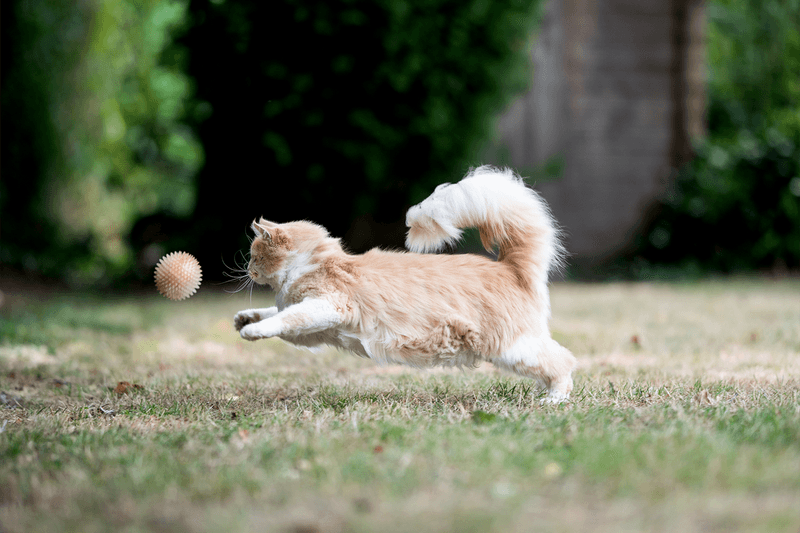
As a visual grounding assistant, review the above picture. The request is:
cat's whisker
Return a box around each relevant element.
[218,279,245,290]
[221,271,249,281]
[220,251,256,294]
[224,276,253,294]
[235,248,251,268]
[220,271,253,295]
[222,254,249,275]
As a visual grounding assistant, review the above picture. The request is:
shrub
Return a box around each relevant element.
[1,0,201,285]
[636,0,800,273]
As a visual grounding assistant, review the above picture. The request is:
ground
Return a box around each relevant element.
[1,279,799,532]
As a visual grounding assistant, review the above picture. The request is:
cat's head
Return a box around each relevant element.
[247,218,332,289]
[247,218,291,287]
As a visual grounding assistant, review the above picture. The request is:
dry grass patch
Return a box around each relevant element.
[1,280,799,532]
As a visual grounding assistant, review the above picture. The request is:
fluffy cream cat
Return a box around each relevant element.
[234,166,576,402]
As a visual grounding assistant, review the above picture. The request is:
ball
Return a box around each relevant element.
[154,251,202,301]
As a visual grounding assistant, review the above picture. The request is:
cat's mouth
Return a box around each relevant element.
[249,271,272,288]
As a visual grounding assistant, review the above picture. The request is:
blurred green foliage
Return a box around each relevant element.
[638,0,800,273]
[3,0,545,283]
[2,0,202,285]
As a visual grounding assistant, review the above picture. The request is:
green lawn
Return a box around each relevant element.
[1,280,799,532]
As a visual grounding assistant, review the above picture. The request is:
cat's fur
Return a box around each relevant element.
[234,166,576,402]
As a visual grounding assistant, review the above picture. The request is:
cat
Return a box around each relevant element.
[234,166,576,403]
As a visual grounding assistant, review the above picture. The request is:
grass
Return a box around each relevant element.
[1,279,799,532]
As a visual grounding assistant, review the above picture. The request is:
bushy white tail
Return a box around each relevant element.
[405,166,563,286]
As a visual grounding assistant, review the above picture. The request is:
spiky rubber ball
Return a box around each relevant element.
[154,252,202,301]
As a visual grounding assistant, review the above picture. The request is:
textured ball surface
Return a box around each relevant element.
[154,252,202,301]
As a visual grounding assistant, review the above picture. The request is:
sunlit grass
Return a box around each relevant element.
[1,280,799,532]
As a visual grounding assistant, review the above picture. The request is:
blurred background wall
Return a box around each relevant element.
[2,0,798,286]
[491,0,707,264]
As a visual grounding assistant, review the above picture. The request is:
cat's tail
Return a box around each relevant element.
[405,165,564,289]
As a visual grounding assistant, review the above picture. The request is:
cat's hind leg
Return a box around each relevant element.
[491,336,576,404]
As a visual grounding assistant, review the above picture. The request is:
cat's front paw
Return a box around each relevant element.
[239,324,261,341]
[234,310,261,331]
[235,308,279,331]
[239,320,281,341]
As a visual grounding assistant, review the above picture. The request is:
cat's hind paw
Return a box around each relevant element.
[539,391,570,405]
[539,377,573,405]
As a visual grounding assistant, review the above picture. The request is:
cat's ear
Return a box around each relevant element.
[251,219,274,243]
